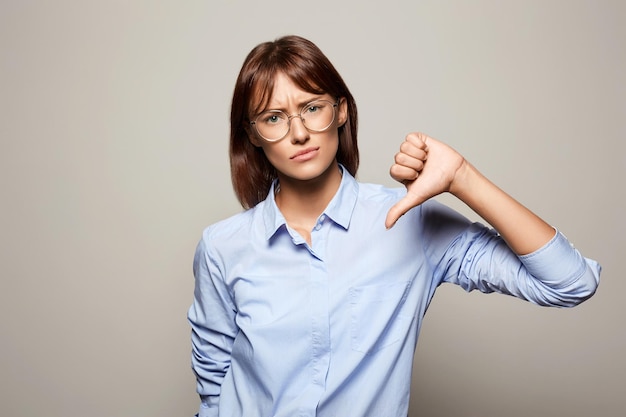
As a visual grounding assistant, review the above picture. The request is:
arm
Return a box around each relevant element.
[188,235,238,417]
[386,132,600,305]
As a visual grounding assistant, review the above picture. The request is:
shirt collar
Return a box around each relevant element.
[262,165,359,241]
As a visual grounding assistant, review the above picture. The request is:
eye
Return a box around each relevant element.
[304,102,324,114]
[259,112,285,125]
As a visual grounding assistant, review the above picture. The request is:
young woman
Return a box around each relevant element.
[188,35,600,417]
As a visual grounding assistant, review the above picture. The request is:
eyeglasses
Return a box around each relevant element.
[250,98,339,142]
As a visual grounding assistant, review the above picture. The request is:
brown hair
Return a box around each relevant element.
[229,35,359,209]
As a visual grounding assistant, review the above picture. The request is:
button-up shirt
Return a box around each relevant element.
[188,168,600,417]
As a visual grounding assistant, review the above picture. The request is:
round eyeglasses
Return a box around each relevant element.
[250,99,339,142]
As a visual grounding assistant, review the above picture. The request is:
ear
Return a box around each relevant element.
[337,97,348,127]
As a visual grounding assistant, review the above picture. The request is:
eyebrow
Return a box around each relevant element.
[262,95,326,113]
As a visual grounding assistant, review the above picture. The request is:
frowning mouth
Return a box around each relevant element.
[290,147,320,161]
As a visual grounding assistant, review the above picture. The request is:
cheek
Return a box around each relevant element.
[258,143,286,166]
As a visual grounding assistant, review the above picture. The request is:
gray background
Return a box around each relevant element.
[1,1,624,416]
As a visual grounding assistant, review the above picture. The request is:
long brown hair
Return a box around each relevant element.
[229,35,359,209]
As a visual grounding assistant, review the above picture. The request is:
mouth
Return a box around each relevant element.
[290,146,320,161]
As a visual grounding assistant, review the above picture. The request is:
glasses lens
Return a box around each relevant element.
[253,99,337,141]
[300,100,335,132]
[255,111,289,141]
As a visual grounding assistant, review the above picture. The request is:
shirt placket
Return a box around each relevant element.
[305,214,331,414]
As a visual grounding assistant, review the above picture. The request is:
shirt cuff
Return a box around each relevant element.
[198,399,218,417]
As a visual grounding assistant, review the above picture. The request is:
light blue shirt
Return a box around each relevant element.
[188,168,600,417]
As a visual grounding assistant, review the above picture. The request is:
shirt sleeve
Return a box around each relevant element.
[188,231,239,417]
[420,200,601,307]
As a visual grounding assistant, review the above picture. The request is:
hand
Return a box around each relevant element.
[385,132,466,229]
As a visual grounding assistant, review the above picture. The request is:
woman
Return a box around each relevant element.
[188,35,600,417]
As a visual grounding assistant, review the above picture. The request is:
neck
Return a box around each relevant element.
[275,162,342,229]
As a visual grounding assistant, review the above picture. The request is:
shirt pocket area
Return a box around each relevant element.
[349,280,412,354]
[232,273,309,328]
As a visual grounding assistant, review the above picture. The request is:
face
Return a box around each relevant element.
[248,72,347,185]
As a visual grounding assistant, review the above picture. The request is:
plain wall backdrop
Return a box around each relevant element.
[1,1,624,416]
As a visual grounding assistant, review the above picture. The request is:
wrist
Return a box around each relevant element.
[448,159,475,200]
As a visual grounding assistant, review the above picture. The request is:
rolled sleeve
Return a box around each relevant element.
[518,229,601,306]
[439,223,600,308]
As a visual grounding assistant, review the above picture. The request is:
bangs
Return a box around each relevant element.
[247,62,326,118]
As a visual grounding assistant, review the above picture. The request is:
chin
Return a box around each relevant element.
[281,160,339,183]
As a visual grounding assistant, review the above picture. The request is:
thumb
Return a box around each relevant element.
[385,192,424,229]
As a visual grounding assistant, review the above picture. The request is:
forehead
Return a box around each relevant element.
[249,72,325,114]
[266,73,315,104]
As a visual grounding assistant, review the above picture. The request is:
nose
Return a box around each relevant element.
[288,115,309,143]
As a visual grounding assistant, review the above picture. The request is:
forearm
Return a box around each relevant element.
[450,160,555,255]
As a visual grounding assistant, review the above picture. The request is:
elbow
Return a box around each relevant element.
[567,280,598,307]
[559,261,601,307]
